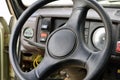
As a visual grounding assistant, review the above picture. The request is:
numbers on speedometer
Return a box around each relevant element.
[23,27,34,39]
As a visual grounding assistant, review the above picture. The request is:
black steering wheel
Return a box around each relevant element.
[9,0,113,80]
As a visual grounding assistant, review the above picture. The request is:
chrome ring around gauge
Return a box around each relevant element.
[92,27,106,50]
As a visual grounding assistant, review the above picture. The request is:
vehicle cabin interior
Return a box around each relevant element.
[1,0,120,80]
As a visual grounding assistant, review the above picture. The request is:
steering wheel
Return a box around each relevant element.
[9,0,113,80]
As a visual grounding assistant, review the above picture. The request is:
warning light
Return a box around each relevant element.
[116,41,120,53]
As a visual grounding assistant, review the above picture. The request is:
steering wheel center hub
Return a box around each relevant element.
[48,29,76,58]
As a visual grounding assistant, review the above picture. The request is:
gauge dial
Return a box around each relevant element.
[92,27,106,50]
[23,27,34,38]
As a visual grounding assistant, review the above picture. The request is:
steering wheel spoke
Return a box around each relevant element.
[84,51,107,80]
[21,54,59,80]
[34,55,59,79]
[70,43,91,64]
[65,7,88,31]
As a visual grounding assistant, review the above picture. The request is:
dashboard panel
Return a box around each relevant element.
[21,7,120,55]
[19,7,120,79]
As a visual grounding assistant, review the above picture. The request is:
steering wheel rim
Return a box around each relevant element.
[9,0,113,80]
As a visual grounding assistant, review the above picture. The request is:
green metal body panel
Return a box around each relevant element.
[0,17,10,80]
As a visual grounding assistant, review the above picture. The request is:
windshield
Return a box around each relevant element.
[21,0,120,7]
[97,0,120,7]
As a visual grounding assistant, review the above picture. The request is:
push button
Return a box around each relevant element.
[41,18,51,30]
[40,32,48,38]
[41,24,48,30]
[40,32,48,42]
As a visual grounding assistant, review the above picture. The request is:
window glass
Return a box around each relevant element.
[21,0,120,7]
[21,0,38,6]
[21,0,73,7]
[0,0,11,24]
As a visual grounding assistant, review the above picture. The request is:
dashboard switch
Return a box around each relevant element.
[40,32,48,42]
[40,38,47,42]
[116,41,120,53]
[40,32,48,37]
[41,24,48,30]
[41,18,51,30]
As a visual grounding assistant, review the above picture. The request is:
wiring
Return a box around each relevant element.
[33,55,43,68]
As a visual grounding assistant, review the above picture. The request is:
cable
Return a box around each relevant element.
[33,55,43,68]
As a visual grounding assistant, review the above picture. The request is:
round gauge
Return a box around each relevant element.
[92,27,106,50]
[23,27,34,38]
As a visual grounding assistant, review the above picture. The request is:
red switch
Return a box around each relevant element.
[40,32,48,38]
[116,41,120,53]
[40,32,48,42]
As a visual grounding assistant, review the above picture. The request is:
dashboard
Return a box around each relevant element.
[20,7,120,79]
[21,7,119,53]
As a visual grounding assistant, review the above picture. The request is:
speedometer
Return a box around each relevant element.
[92,27,106,50]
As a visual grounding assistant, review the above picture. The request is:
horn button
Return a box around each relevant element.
[48,29,76,58]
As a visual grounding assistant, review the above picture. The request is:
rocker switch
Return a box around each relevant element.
[41,18,51,30]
